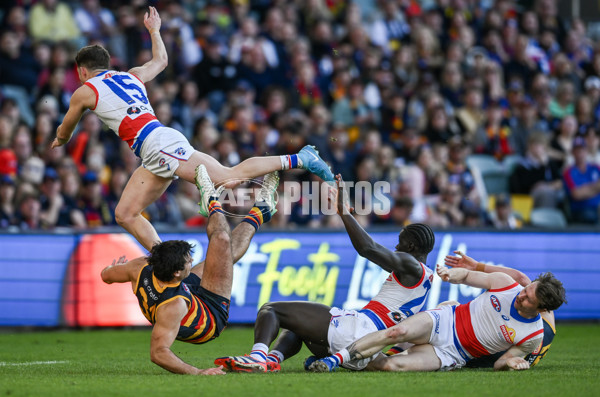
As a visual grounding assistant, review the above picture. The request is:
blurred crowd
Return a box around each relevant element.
[1,0,600,233]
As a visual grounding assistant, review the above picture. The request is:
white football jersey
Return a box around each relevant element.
[454,282,543,359]
[84,70,159,150]
[360,262,434,329]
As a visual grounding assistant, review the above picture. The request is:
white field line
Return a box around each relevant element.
[0,360,69,366]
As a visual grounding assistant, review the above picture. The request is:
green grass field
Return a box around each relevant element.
[1,324,599,397]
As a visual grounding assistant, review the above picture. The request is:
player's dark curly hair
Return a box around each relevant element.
[147,240,194,282]
[534,272,567,311]
[75,44,110,71]
[402,223,435,255]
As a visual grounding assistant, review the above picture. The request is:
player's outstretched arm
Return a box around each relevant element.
[437,264,515,290]
[128,6,168,83]
[330,175,421,278]
[151,301,225,375]
[444,251,531,287]
[493,345,531,371]
[101,256,146,284]
[52,85,96,148]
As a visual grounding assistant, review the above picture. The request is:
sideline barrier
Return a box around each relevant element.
[0,230,596,326]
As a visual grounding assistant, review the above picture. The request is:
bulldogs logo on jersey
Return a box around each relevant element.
[490,295,501,312]
[500,325,516,343]
[127,106,142,115]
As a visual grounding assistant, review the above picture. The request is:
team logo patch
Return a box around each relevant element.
[389,312,403,323]
[500,325,516,343]
[182,283,190,294]
[159,158,166,167]
[127,106,141,115]
[174,147,187,156]
[143,278,149,286]
[490,295,501,312]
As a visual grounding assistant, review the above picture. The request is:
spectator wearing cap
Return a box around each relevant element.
[39,167,63,228]
[15,192,42,230]
[192,32,237,113]
[488,193,522,230]
[78,171,112,227]
[509,132,563,208]
[0,174,17,228]
[563,135,600,224]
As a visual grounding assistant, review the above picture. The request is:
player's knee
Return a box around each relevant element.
[386,324,408,342]
[210,230,231,247]
[114,205,135,226]
[381,357,409,372]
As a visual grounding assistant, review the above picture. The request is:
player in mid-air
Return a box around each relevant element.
[100,167,279,374]
[51,6,333,251]
[214,174,436,372]
[309,262,566,372]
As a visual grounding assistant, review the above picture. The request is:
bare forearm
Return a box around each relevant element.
[149,30,168,66]
[477,263,530,286]
[56,124,73,143]
[340,213,376,255]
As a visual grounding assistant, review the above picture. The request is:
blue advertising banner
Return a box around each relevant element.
[0,230,597,326]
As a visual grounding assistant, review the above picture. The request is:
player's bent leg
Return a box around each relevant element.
[176,151,283,187]
[200,214,233,299]
[115,166,172,251]
[368,344,441,372]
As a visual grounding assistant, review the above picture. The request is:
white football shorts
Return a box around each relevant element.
[425,304,468,371]
[327,307,381,370]
[139,126,194,179]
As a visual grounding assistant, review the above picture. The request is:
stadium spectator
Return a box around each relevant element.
[0,174,16,228]
[563,136,600,224]
[488,193,523,229]
[0,0,598,230]
[28,0,81,44]
[510,133,563,208]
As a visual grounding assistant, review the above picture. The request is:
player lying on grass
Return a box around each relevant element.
[100,167,279,375]
[309,262,566,372]
[52,6,333,252]
[443,251,556,368]
[214,174,436,372]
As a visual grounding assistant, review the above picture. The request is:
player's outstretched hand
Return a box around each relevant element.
[199,366,226,375]
[506,356,530,371]
[436,264,451,282]
[444,250,477,270]
[334,174,354,215]
[111,255,127,266]
[144,6,161,32]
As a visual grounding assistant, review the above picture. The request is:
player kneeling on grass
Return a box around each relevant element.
[309,262,566,372]
[100,166,279,375]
